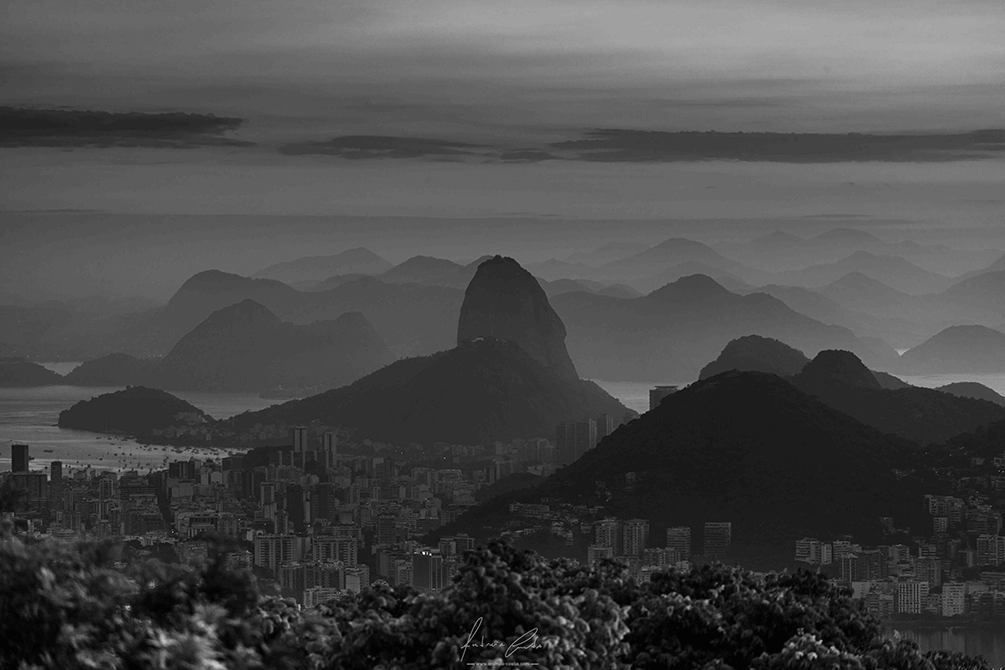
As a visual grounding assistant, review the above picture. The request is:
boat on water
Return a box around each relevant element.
[43,449,53,453]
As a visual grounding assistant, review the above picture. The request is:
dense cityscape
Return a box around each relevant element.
[10,383,1005,628]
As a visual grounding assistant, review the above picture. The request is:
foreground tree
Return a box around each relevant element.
[0,524,990,670]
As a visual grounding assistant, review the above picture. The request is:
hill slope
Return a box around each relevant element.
[552,274,883,380]
[791,350,1005,444]
[439,371,928,554]
[0,358,64,387]
[58,386,210,433]
[698,335,810,380]
[899,325,1005,373]
[157,300,394,392]
[226,336,627,444]
[252,248,392,283]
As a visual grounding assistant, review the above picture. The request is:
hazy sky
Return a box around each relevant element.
[3,0,1005,299]
[6,0,1005,136]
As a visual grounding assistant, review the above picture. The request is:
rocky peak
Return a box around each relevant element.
[457,255,579,380]
[794,349,882,391]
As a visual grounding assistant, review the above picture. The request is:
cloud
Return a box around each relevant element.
[548,129,1005,163]
[278,135,485,159]
[0,106,253,148]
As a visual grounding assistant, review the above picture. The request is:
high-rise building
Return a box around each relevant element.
[293,426,308,453]
[555,422,576,466]
[377,513,397,546]
[596,414,616,441]
[574,419,598,461]
[666,527,692,560]
[897,581,930,614]
[303,587,342,609]
[253,534,307,570]
[344,565,370,594]
[49,461,63,509]
[595,518,622,555]
[942,582,966,617]
[287,483,307,533]
[11,444,29,473]
[555,420,599,466]
[648,386,679,411]
[622,518,650,558]
[412,548,445,592]
[314,536,358,566]
[322,432,338,469]
[703,522,731,561]
[588,544,614,567]
[8,472,47,508]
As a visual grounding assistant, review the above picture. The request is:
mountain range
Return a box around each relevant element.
[551,274,891,380]
[430,370,931,557]
[252,248,393,283]
[695,335,1005,444]
[223,256,630,444]
[63,301,394,393]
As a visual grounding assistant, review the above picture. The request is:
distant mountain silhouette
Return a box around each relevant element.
[899,325,1005,373]
[810,228,883,246]
[522,257,599,281]
[597,237,765,284]
[157,300,394,392]
[940,270,1005,317]
[64,353,159,386]
[458,255,580,381]
[225,257,628,443]
[773,251,951,295]
[303,273,369,291]
[740,283,913,357]
[541,278,595,297]
[630,261,750,294]
[698,335,809,380]
[596,284,642,299]
[816,272,912,312]
[58,386,210,433]
[794,349,883,391]
[698,337,908,389]
[936,382,1005,407]
[564,241,650,266]
[227,336,626,445]
[380,255,480,288]
[0,358,64,387]
[750,230,804,246]
[792,350,1005,444]
[165,270,300,334]
[942,251,1005,285]
[872,370,914,390]
[138,271,463,359]
[252,248,392,283]
[713,227,998,280]
[436,370,929,555]
[551,274,884,380]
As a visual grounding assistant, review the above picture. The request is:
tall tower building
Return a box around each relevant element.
[412,548,445,592]
[622,518,650,558]
[596,414,616,441]
[11,444,29,473]
[648,386,679,411]
[49,461,63,509]
[704,522,732,561]
[555,422,576,466]
[574,419,598,461]
[291,427,305,454]
[322,431,337,469]
[666,526,692,560]
[595,517,623,555]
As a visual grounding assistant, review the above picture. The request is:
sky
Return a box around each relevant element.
[2,0,1005,299]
